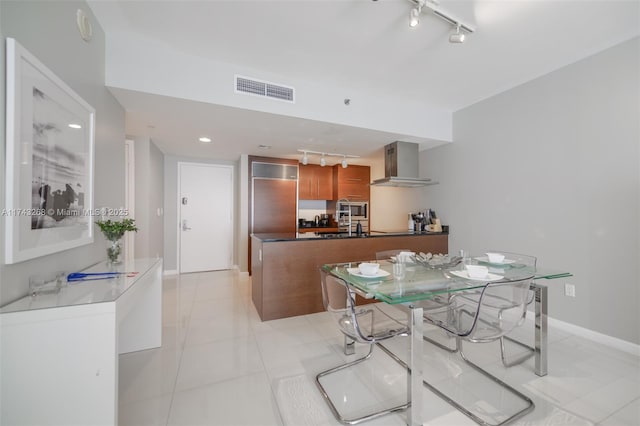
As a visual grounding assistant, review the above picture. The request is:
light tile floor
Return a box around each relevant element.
[119,270,640,426]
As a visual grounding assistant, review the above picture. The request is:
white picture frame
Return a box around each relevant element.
[4,38,95,264]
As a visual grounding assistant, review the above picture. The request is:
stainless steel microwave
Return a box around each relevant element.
[336,201,368,221]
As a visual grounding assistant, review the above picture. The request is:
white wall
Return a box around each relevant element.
[420,38,640,344]
[0,1,126,306]
[103,32,452,143]
[238,155,249,272]
[133,136,164,259]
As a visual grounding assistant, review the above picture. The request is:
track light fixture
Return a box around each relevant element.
[406,0,475,40]
[449,24,465,43]
[409,5,421,28]
[297,149,359,168]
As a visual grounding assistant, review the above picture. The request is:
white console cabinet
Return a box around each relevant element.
[0,258,162,426]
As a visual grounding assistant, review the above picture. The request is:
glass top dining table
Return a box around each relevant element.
[321,258,571,426]
[322,259,567,304]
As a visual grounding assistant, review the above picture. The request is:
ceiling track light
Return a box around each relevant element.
[297,149,359,167]
[449,24,465,43]
[406,0,475,38]
[409,6,421,28]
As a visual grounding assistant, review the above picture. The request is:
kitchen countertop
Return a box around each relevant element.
[252,230,448,242]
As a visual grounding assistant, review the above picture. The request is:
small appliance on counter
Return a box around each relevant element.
[410,209,443,232]
[298,214,334,229]
[298,218,316,228]
[411,211,427,232]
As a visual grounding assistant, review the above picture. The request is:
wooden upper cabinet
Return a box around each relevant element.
[298,164,314,199]
[315,166,334,199]
[333,165,370,201]
[298,164,334,200]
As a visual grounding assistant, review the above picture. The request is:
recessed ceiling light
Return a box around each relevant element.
[199,137,212,143]
[68,123,82,129]
[259,144,272,149]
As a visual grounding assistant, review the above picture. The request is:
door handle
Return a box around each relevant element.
[182,220,192,231]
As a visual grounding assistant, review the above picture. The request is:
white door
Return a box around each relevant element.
[179,163,233,273]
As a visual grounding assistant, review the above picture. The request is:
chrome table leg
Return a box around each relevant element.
[408,306,424,426]
[501,282,548,376]
[534,283,548,376]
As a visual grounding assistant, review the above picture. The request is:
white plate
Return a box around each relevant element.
[474,256,516,265]
[347,268,391,279]
[449,270,503,281]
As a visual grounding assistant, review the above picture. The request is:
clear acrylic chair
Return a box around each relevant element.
[424,252,539,362]
[422,271,536,426]
[375,249,411,261]
[315,269,410,425]
[482,252,538,368]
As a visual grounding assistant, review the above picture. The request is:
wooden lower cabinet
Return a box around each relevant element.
[251,234,448,321]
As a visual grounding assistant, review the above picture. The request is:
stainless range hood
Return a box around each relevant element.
[370,141,437,187]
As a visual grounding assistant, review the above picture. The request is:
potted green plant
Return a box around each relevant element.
[95,218,138,264]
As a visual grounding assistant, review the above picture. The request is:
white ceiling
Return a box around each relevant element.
[88,0,640,162]
[112,87,427,165]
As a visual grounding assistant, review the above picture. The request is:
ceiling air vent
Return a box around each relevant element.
[235,75,295,103]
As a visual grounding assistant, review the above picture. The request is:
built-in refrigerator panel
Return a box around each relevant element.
[252,178,297,234]
[249,160,299,275]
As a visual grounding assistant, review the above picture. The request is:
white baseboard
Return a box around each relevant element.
[526,311,640,356]
[231,264,249,277]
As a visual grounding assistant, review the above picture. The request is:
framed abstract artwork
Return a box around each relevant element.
[4,38,95,264]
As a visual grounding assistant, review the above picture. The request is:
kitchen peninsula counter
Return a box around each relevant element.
[256,230,448,241]
[251,232,448,320]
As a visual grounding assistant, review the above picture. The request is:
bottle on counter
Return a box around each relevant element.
[356,220,362,236]
[407,214,414,232]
